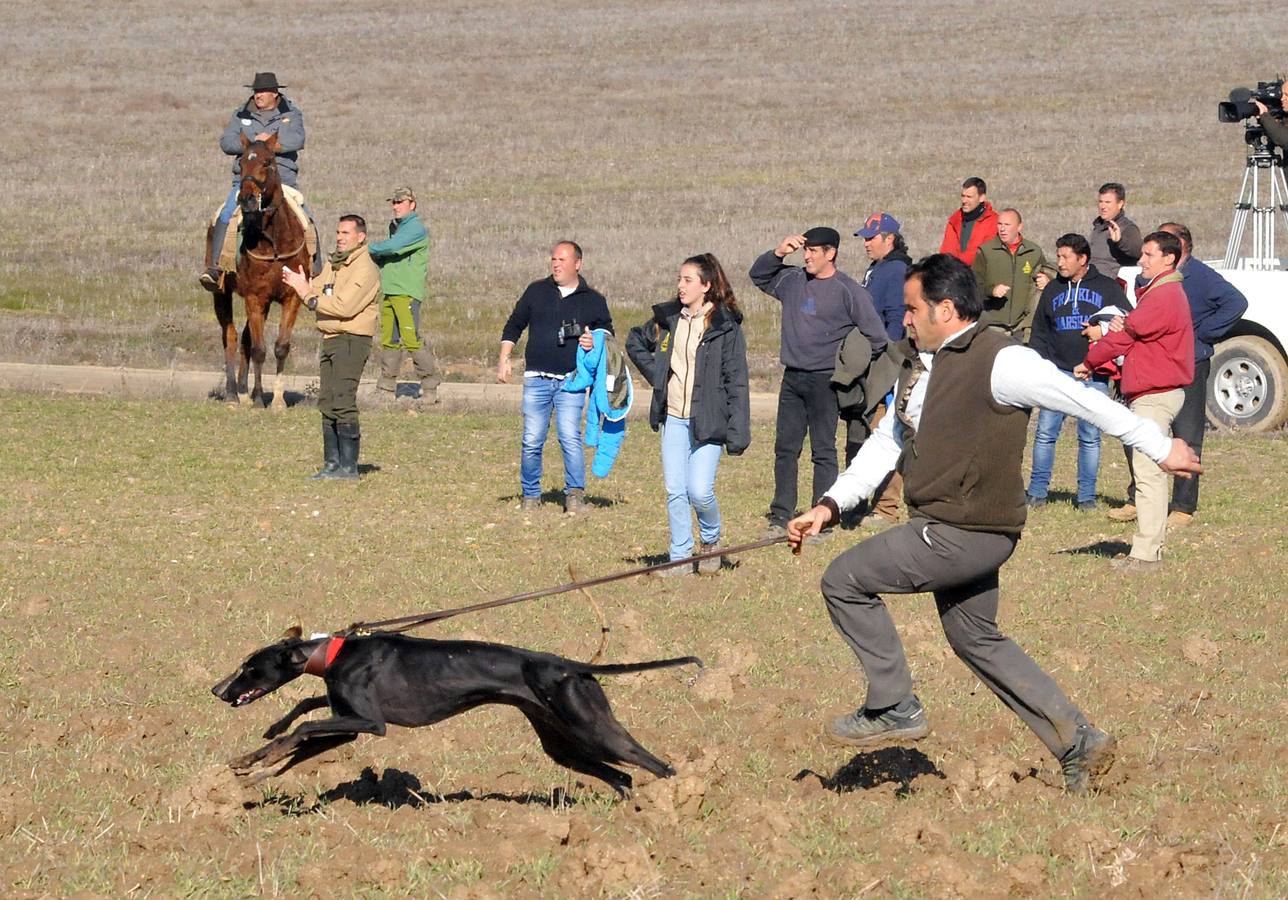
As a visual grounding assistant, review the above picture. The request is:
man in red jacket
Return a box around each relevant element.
[939,177,998,265]
[1076,231,1194,570]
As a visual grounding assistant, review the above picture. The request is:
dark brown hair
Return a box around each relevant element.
[680,253,741,323]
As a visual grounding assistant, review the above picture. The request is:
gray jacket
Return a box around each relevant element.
[1088,211,1142,278]
[220,95,305,186]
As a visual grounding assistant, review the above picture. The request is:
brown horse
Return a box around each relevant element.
[211,134,310,409]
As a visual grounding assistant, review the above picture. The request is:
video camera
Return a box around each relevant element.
[1218,79,1284,123]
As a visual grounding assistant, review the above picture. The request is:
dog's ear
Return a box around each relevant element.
[282,625,302,640]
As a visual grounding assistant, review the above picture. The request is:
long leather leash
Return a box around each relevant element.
[347,534,790,636]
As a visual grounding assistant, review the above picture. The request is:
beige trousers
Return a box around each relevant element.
[1128,389,1184,561]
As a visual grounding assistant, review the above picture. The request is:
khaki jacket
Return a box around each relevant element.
[308,243,380,338]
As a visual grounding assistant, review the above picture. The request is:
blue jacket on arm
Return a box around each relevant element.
[561,330,633,478]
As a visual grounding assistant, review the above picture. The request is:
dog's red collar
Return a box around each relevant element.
[304,635,346,678]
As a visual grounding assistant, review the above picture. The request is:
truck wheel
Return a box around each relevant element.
[1207,335,1288,433]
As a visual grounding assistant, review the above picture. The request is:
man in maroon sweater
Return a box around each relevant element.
[1076,231,1194,569]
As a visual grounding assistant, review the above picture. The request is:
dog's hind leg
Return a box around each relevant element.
[262,695,330,739]
[518,707,634,797]
[542,672,677,780]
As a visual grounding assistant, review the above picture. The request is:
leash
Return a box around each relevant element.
[347,534,790,636]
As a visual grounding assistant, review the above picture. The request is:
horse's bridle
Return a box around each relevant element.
[238,152,306,263]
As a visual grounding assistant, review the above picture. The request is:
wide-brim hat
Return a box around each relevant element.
[246,72,286,93]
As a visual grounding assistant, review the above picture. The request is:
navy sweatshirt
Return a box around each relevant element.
[1177,257,1248,362]
[1028,265,1130,372]
[862,249,911,340]
[500,276,613,375]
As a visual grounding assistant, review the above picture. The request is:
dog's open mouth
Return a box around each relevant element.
[232,688,266,707]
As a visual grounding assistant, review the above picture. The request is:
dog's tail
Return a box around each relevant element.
[580,655,702,675]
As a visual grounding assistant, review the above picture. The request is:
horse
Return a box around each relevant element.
[211,134,310,409]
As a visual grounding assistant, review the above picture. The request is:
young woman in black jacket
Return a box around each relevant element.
[626,254,751,576]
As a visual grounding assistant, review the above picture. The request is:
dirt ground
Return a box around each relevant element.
[1,393,1284,897]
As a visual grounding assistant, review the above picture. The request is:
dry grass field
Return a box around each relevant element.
[1,393,1286,897]
[4,1,1288,897]
[0,0,1282,381]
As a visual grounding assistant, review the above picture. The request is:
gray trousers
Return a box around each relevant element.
[820,518,1086,757]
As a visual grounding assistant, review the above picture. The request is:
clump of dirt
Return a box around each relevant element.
[689,639,759,702]
[164,763,253,818]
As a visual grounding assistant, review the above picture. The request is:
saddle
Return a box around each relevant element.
[208,185,319,275]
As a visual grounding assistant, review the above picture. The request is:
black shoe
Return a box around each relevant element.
[1026,495,1047,508]
[309,421,340,479]
[198,267,222,292]
[1076,500,1097,512]
[331,422,361,480]
[1060,724,1116,794]
[825,696,930,748]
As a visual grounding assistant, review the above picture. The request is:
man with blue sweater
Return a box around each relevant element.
[1026,234,1131,509]
[498,241,613,514]
[856,212,910,341]
[750,227,887,535]
[1158,222,1247,524]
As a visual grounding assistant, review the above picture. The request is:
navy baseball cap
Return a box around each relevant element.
[855,212,901,239]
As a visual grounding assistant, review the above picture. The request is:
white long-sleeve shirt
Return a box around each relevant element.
[823,324,1173,512]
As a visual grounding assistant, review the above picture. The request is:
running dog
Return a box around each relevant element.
[211,628,699,795]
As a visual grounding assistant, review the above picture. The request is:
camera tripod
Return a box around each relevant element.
[1223,135,1288,269]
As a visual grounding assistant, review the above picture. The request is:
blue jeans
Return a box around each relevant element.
[660,416,723,561]
[1027,375,1108,504]
[521,376,586,498]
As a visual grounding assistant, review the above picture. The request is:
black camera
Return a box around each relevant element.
[1218,79,1284,123]
[555,320,582,347]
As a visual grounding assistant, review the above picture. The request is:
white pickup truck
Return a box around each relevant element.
[1118,264,1288,433]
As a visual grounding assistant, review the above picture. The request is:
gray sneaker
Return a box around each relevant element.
[654,559,693,578]
[825,696,930,748]
[564,488,586,514]
[764,523,788,539]
[1060,724,1116,794]
[520,496,541,511]
[803,528,833,546]
[697,542,722,575]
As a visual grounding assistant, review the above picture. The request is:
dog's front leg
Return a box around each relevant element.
[231,715,386,774]
[262,695,329,739]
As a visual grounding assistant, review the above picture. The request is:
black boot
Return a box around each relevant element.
[334,422,361,479]
[309,421,340,479]
[200,218,232,291]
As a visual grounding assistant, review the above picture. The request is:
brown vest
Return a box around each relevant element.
[898,326,1030,533]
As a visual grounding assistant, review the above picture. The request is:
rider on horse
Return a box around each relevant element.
[200,72,310,291]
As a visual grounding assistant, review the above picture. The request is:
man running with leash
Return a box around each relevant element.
[788,253,1201,794]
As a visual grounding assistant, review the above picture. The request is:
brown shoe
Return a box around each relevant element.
[520,496,540,512]
[564,488,586,514]
[1107,503,1137,522]
[1167,510,1194,528]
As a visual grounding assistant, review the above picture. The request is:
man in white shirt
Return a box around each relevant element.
[788,253,1201,793]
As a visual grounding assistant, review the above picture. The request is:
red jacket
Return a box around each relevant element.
[1084,271,1194,402]
[939,202,998,264]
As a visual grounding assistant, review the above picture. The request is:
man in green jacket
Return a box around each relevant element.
[972,207,1050,341]
[369,187,440,402]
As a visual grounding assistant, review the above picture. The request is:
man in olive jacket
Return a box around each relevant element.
[971,207,1049,340]
[283,215,380,479]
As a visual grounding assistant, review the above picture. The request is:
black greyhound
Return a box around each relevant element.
[211,628,700,795]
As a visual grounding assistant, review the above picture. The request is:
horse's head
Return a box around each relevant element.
[237,133,282,222]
